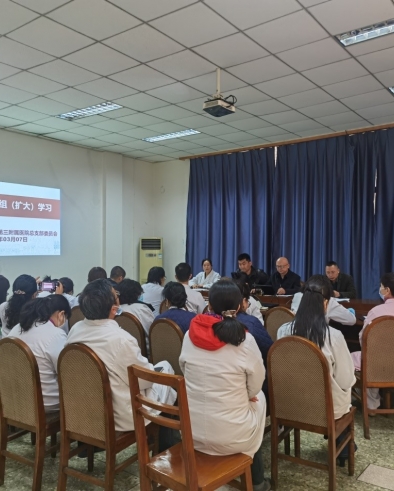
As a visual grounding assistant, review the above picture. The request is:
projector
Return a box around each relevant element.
[203,97,235,117]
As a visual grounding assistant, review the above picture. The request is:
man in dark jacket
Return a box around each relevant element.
[267,257,301,295]
[325,261,357,299]
[232,253,268,291]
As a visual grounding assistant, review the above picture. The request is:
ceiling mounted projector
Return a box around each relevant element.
[203,68,237,117]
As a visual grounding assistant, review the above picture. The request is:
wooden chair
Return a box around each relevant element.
[265,306,294,341]
[68,306,84,330]
[0,338,59,491]
[159,299,169,314]
[57,343,157,491]
[116,312,148,357]
[128,364,253,491]
[352,315,394,439]
[149,319,184,375]
[268,337,356,491]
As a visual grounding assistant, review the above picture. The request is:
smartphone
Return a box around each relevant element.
[154,366,164,373]
[38,281,57,292]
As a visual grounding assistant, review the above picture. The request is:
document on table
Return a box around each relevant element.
[336,298,350,302]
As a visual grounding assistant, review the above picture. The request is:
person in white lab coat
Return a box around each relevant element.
[67,279,176,435]
[142,267,166,317]
[175,263,206,314]
[8,294,71,412]
[180,280,270,491]
[291,291,356,325]
[189,258,221,289]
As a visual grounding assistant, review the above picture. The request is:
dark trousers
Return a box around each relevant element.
[251,439,265,485]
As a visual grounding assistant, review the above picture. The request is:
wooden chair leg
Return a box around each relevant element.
[362,386,370,439]
[87,445,94,472]
[31,432,36,446]
[384,390,391,417]
[240,466,253,491]
[32,435,45,491]
[57,433,70,491]
[327,434,337,491]
[50,432,57,458]
[104,450,116,491]
[284,431,290,456]
[294,428,301,458]
[0,420,7,485]
[271,422,279,490]
[348,420,355,477]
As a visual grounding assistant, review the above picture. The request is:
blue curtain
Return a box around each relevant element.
[186,148,275,278]
[272,137,354,283]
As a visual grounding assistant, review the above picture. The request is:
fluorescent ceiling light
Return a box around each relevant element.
[143,129,200,142]
[337,18,394,46]
[57,102,123,120]
[389,87,394,94]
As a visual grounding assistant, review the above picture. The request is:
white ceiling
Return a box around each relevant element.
[0,0,394,162]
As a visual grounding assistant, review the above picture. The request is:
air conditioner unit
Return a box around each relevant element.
[139,238,163,285]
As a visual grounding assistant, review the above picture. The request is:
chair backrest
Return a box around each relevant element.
[68,306,85,330]
[268,337,333,431]
[58,343,115,446]
[159,299,169,314]
[116,312,147,357]
[0,338,44,429]
[362,316,394,385]
[265,307,295,341]
[128,365,198,489]
[149,319,184,375]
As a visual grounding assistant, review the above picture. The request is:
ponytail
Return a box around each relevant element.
[19,298,53,332]
[5,274,37,330]
[213,311,246,346]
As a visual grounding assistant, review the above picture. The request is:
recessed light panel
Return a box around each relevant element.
[337,19,394,46]
[143,129,200,142]
[57,102,123,120]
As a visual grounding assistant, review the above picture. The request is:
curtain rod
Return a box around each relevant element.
[179,121,394,161]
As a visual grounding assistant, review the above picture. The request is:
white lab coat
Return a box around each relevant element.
[277,323,356,419]
[0,301,9,337]
[120,303,155,339]
[183,284,206,314]
[67,318,176,431]
[189,270,221,288]
[179,332,266,457]
[8,320,67,411]
[246,296,264,325]
[141,283,163,317]
[291,293,356,325]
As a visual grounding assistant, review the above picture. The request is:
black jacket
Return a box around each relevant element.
[267,270,301,295]
[330,273,357,299]
[232,266,269,290]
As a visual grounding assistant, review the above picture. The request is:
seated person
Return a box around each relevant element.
[156,282,196,334]
[0,274,38,338]
[108,266,126,287]
[180,280,270,491]
[175,263,206,314]
[142,266,166,317]
[8,294,71,412]
[118,278,155,340]
[67,279,176,432]
[351,272,394,410]
[232,253,268,291]
[59,277,79,309]
[0,275,10,304]
[277,275,356,463]
[325,261,357,299]
[291,285,356,325]
[267,257,301,295]
[189,258,220,289]
[88,266,107,283]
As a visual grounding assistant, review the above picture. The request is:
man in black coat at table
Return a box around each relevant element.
[325,261,357,299]
[232,253,269,291]
[267,257,301,295]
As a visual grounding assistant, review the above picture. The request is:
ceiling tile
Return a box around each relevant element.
[0,115,26,127]
[173,114,220,128]
[32,116,82,131]
[297,0,328,6]
[148,51,216,80]
[205,0,301,30]
[239,138,270,147]
[176,98,205,113]
[369,115,394,125]
[102,107,136,119]
[347,32,394,57]
[217,131,253,142]
[227,56,294,84]
[122,140,158,150]
[0,0,38,34]
[146,145,185,155]
[299,101,350,118]
[104,144,141,154]
[9,18,94,57]
[278,38,350,71]
[279,88,333,109]
[123,149,158,158]
[18,97,76,116]
[0,106,47,122]
[118,113,165,126]
[68,126,111,138]
[64,44,139,76]
[145,106,196,121]
[12,0,70,14]
[224,86,271,105]
[142,155,172,162]
[0,38,54,69]
[0,84,36,104]
[302,59,368,86]
[239,99,289,116]
[164,140,205,150]
[147,83,205,104]
[316,111,366,126]
[151,3,236,47]
[261,110,309,124]
[119,127,160,139]
[356,102,394,119]
[248,126,290,138]
[280,120,326,132]
[225,117,272,131]
[309,0,394,35]
[76,78,137,99]
[76,115,108,125]
[246,10,327,54]
[211,108,253,122]
[91,119,135,132]
[110,65,175,91]
[0,63,20,81]
[114,93,169,111]
[184,71,245,95]
[198,123,236,135]
[329,121,370,131]
[376,68,394,88]
[323,75,383,98]
[75,138,110,148]
[255,73,316,98]
[46,131,87,142]
[341,89,394,110]
[0,102,10,110]
[47,88,105,107]
[295,128,329,137]
[193,33,268,68]
[143,122,189,134]
[104,24,183,62]
[178,135,223,147]
[2,72,65,95]
[29,60,100,86]
[358,47,394,73]
[13,122,56,134]
[96,133,134,145]
[264,132,297,142]
[208,142,239,151]
[109,0,197,20]
[48,0,141,40]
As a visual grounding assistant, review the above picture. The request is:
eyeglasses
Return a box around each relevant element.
[276,264,289,269]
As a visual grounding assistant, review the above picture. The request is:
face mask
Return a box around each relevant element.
[138,294,144,302]
[379,292,386,301]
[116,307,122,316]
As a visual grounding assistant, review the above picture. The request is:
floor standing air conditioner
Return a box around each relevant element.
[139,238,163,285]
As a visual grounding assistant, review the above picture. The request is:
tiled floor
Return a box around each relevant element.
[2,409,394,490]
